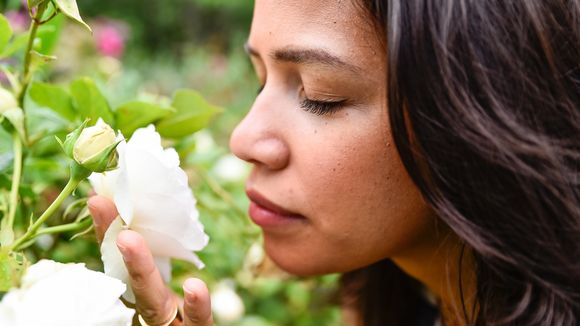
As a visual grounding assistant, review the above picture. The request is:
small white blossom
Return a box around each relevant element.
[0,259,134,326]
[193,130,216,154]
[211,280,245,323]
[212,154,249,182]
[89,125,209,302]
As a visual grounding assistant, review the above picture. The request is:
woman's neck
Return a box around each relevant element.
[392,223,477,325]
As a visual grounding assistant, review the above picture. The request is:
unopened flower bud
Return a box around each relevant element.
[72,119,119,172]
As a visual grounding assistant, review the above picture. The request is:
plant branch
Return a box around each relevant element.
[5,132,23,239]
[17,1,48,107]
[35,218,92,237]
[10,177,80,250]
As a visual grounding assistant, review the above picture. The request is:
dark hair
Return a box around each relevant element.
[343,0,580,325]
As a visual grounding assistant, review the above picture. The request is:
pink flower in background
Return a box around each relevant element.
[5,10,29,33]
[95,24,126,58]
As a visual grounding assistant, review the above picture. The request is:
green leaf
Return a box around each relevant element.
[0,26,56,58]
[156,90,222,139]
[24,157,67,185]
[28,50,57,76]
[115,101,175,137]
[0,33,28,58]
[70,78,114,126]
[2,108,27,143]
[70,222,93,240]
[0,14,13,54]
[29,82,76,121]
[53,0,92,33]
[59,118,88,157]
[30,50,57,63]
[28,0,48,8]
[63,197,87,221]
[0,251,28,291]
[37,15,64,55]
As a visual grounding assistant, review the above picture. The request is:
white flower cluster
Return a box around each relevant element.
[0,260,134,326]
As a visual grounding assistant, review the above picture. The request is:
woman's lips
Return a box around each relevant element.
[246,189,306,228]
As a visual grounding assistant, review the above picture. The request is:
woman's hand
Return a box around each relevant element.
[88,195,214,326]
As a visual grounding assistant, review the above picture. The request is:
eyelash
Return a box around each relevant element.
[257,84,346,116]
[299,98,346,116]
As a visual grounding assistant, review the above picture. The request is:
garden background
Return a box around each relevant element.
[0,0,341,325]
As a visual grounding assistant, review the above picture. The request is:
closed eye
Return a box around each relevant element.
[300,98,346,116]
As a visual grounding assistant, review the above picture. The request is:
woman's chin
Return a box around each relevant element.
[263,237,348,276]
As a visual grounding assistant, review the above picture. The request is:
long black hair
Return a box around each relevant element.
[343,0,580,324]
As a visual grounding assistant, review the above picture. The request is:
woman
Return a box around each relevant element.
[89,0,580,325]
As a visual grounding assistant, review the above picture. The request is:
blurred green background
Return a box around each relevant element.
[0,0,341,325]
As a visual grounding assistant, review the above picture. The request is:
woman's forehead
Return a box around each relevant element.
[249,0,383,69]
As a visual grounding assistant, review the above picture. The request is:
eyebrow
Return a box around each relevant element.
[244,43,362,74]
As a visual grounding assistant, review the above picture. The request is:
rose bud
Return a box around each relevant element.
[72,119,120,172]
[58,119,120,173]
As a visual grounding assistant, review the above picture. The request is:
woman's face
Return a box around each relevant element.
[230,0,434,276]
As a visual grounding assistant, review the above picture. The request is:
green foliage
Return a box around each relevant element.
[29,82,76,121]
[0,13,12,53]
[52,0,91,32]
[114,101,174,137]
[157,89,222,139]
[70,77,114,125]
[1,107,25,142]
[36,15,64,56]
[0,251,27,291]
[27,0,45,8]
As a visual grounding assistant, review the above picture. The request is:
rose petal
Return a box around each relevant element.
[131,192,208,251]
[133,226,205,269]
[112,141,134,226]
[153,256,171,282]
[101,217,135,303]
[125,147,188,197]
[88,169,120,200]
[127,125,179,168]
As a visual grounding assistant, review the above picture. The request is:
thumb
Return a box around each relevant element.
[182,278,213,326]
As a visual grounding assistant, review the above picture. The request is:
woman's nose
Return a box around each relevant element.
[229,100,290,171]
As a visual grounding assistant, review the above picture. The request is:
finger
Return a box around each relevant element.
[117,230,178,325]
[183,278,213,326]
[88,195,118,243]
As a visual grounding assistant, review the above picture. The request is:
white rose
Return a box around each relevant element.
[73,119,118,170]
[89,124,209,302]
[0,259,134,326]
